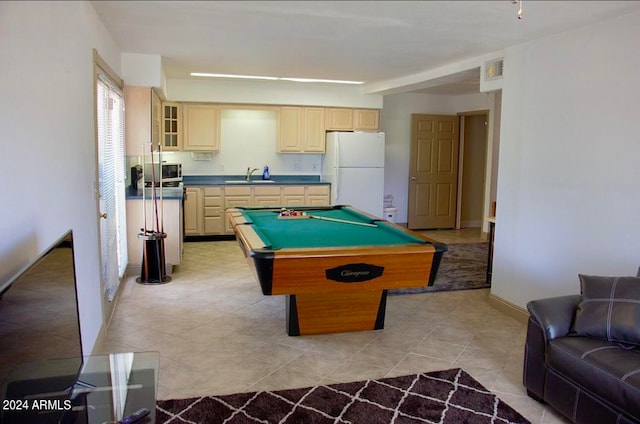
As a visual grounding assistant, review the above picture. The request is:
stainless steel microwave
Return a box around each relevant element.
[144,162,182,183]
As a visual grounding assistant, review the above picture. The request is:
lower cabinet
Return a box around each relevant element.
[282,186,306,206]
[307,185,332,206]
[223,186,252,234]
[204,186,224,234]
[184,184,330,236]
[184,187,203,235]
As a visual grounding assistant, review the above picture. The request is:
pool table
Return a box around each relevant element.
[226,205,447,336]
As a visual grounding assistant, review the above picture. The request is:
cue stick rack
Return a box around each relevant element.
[136,143,171,285]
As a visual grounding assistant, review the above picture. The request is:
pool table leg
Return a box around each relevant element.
[285,290,388,336]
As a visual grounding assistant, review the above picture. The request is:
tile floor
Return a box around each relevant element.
[97,229,570,423]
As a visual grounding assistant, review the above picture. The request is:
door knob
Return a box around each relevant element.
[410,176,417,181]
[100,212,108,219]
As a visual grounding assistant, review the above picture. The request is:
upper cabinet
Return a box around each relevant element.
[279,106,303,152]
[353,109,380,131]
[162,102,182,151]
[125,86,162,156]
[182,104,220,151]
[325,108,353,131]
[278,106,325,153]
[326,108,380,131]
[303,107,326,152]
[144,100,379,153]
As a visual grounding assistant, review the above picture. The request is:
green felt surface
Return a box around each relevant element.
[241,207,425,250]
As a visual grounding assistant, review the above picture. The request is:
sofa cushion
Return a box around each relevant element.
[572,274,640,345]
[548,336,640,420]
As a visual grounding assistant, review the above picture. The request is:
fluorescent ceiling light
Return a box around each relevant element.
[280,77,363,85]
[190,73,278,80]
[190,72,363,85]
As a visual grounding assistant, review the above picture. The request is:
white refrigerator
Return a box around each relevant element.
[322,132,385,217]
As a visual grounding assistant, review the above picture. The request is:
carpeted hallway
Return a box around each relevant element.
[98,229,570,423]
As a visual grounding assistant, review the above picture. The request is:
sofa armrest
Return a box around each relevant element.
[527,295,580,343]
[524,294,580,400]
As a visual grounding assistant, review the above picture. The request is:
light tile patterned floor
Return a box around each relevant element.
[98,229,570,424]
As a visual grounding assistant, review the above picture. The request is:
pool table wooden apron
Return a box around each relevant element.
[227,207,443,336]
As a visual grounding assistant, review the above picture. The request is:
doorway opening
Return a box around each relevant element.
[456,111,489,229]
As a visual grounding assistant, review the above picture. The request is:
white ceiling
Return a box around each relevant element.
[91,1,640,95]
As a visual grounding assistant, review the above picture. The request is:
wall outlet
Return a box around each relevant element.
[294,160,301,171]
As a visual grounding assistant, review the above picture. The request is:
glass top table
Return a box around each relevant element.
[1,351,159,424]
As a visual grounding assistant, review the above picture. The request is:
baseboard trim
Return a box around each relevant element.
[488,292,529,324]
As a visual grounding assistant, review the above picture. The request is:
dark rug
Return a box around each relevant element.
[390,242,489,295]
[156,368,529,424]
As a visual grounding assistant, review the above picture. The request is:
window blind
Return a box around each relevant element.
[97,72,127,301]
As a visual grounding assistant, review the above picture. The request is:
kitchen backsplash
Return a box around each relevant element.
[126,152,322,178]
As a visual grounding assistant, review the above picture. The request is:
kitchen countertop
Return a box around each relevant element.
[126,176,330,199]
[182,175,330,186]
[126,184,184,200]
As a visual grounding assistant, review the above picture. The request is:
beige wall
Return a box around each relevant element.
[0,1,122,354]
[493,10,640,307]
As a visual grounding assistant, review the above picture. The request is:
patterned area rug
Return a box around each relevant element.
[156,368,529,424]
[390,242,489,295]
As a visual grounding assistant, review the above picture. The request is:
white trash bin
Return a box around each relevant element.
[383,207,397,223]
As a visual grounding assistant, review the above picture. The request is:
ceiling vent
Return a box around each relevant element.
[485,59,504,80]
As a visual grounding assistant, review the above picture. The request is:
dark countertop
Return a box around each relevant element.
[126,185,184,200]
[182,175,330,186]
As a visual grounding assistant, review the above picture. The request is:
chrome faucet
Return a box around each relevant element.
[245,167,259,181]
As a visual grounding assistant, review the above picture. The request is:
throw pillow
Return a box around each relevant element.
[572,274,640,346]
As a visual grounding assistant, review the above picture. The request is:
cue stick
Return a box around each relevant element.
[306,214,377,228]
[150,144,160,233]
[159,145,164,235]
[141,144,147,235]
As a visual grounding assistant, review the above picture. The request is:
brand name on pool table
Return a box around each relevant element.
[325,263,384,283]
[341,270,370,278]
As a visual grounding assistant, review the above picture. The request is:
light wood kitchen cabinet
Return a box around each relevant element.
[282,186,306,206]
[125,86,162,155]
[278,106,326,153]
[353,109,380,130]
[183,104,219,151]
[325,108,353,130]
[184,186,203,235]
[151,89,161,149]
[203,186,224,234]
[282,185,329,206]
[184,184,331,236]
[253,186,281,207]
[278,106,303,152]
[306,185,331,206]
[162,102,182,151]
[224,186,252,233]
[303,107,326,152]
[325,107,380,131]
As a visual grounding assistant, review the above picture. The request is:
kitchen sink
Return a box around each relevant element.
[224,180,275,183]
